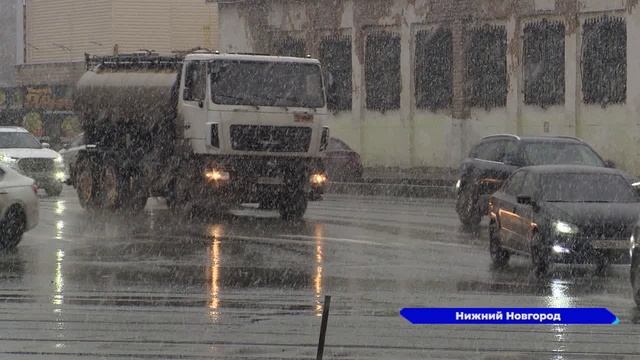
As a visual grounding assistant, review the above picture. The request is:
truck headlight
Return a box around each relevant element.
[553,220,578,235]
[310,173,327,185]
[204,169,230,182]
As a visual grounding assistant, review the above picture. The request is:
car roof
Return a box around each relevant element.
[0,126,29,133]
[480,134,583,144]
[518,165,621,175]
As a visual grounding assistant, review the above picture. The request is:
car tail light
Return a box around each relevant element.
[32,184,38,194]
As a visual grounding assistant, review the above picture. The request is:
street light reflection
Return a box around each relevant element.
[314,223,324,317]
[55,220,64,241]
[53,248,65,349]
[53,249,65,305]
[547,279,571,359]
[208,224,223,320]
[55,200,65,215]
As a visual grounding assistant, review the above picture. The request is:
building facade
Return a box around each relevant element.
[219,0,640,175]
[15,0,220,145]
[0,0,25,125]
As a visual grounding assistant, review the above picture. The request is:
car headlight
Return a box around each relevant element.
[455,179,461,191]
[54,155,64,165]
[0,153,17,166]
[553,220,579,235]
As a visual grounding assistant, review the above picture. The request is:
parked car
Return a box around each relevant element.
[0,164,39,250]
[488,165,640,276]
[59,132,85,185]
[455,134,619,227]
[325,137,363,182]
[0,127,66,196]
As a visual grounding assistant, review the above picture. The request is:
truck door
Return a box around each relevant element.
[181,61,209,144]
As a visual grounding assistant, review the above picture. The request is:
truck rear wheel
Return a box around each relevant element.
[101,164,121,211]
[279,188,307,221]
[75,157,99,210]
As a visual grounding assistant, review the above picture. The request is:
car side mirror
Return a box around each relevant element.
[517,195,539,211]
[604,159,616,168]
[41,142,50,149]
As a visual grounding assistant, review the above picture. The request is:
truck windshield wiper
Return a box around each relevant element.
[215,94,260,109]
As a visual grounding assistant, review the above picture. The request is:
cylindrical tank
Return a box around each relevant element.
[74,68,179,127]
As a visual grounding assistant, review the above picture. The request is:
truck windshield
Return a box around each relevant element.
[210,60,325,108]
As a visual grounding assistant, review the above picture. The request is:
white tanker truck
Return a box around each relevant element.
[71,50,329,220]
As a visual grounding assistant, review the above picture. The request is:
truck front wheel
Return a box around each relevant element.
[278,188,307,221]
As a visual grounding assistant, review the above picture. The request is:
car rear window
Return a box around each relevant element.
[522,142,604,167]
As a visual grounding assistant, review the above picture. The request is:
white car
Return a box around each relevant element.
[0,127,66,196]
[0,164,39,250]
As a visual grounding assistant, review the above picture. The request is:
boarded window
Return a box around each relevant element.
[273,36,305,57]
[523,20,565,107]
[415,27,453,111]
[582,16,626,106]
[365,31,401,112]
[319,35,352,111]
[465,25,507,109]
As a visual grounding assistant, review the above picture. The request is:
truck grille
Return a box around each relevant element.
[18,158,54,173]
[230,125,312,152]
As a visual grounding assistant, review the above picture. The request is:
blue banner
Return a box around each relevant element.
[400,308,618,325]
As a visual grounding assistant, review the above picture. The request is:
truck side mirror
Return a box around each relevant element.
[183,87,192,101]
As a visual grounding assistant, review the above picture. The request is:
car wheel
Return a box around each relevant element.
[631,254,640,307]
[45,183,63,197]
[489,221,510,268]
[531,232,550,277]
[0,206,26,250]
[456,186,481,228]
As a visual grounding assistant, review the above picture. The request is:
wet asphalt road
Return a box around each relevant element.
[0,187,639,359]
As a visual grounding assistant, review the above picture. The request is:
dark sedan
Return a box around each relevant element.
[325,137,363,182]
[488,165,640,275]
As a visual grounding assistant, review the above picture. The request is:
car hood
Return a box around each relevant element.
[545,201,640,229]
[0,148,60,159]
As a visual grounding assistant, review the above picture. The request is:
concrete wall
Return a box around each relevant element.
[0,0,20,87]
[219,0,640,176]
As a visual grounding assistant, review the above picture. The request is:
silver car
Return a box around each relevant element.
[0,163,39,250]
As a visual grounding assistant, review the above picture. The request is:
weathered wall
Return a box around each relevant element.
[0,0,20,87]
[220,0,640,174]
[25,0,219,64]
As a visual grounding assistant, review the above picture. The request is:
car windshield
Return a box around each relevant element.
[541,173,638,202]
[210,60,325,108]
[0,132,42,149]
[523,142,604,166]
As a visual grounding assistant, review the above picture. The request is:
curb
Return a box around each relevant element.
[326,181,456,199]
